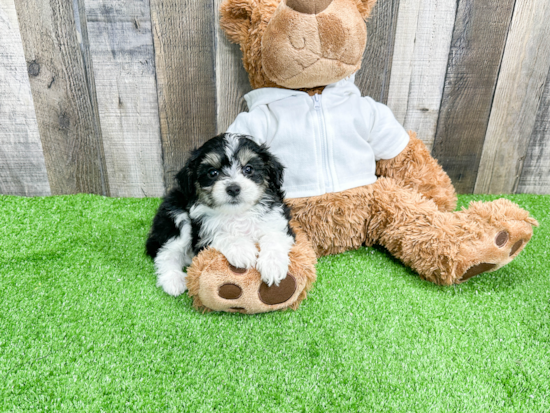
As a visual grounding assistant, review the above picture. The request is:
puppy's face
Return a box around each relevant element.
[179,134,284,212]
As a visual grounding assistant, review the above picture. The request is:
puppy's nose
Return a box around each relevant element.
[226,185,241,197]
[286,0,332,14]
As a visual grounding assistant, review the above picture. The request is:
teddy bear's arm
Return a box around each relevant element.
[376,132,457,212]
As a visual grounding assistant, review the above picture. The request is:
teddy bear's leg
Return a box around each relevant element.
[376,132,458,212]
[288,180,537,285]
[368,177,538,285]
[287,186,377,257]
[186,221,317,313]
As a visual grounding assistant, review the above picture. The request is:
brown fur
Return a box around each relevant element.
[376,132,458,212]
[261,0,366,88]
[187,221,317,313]
[220,0,281,89]
[287,180,537,285]
[221,0,369,90]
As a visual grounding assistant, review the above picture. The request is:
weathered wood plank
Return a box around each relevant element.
[73,0,111,195]
[14,0,108,195]
[83,0,165,197]
[517,67,550,194]
[386,0,457,150]
[354,0,400,104]
[431,0,516,194]
[475,0,550,194]
[213,0,251,134]
[150,0,217,188]
[0,0,50,196]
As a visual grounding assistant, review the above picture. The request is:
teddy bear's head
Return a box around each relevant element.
[220,0,376,90]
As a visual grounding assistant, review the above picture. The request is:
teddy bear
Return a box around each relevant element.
[184,0,538,313]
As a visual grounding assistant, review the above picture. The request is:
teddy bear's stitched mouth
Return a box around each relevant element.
[291,46,358,68]
[276,58,359,83]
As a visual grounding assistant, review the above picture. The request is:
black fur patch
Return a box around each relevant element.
[146,133,292,258]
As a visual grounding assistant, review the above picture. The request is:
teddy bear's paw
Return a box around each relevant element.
[186,247,312,314]
[258,274,297,305]
[256,250,290,287]
[219,240,258,270]
[157,270,187,296]
[214,268,297,312]
[456,208,535,283]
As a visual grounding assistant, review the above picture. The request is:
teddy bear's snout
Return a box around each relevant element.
[286,0,333,15]
[261,0,366,88]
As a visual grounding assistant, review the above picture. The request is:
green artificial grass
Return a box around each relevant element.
[1,194,549,412]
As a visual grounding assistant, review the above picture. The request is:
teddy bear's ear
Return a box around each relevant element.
[355,0,377,20]
[220,0,255,44]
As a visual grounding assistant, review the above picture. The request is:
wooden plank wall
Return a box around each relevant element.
[0,0,50,196]
[150,0,217,188]
[354,0,400,104]
[1,0,550,197]
[14,0,109,196]
[518,66,550,194]
[84,0,165,197]
[386,0,457,150]
[213,0,251,134]
[431,0,516,194]
[474,0,550,194]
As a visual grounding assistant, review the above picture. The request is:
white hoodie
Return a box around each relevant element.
[227,74,409,199]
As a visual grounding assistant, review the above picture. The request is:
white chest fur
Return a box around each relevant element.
[190,203,288,248]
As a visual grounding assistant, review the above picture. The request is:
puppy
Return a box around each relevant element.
[146,133,295,297]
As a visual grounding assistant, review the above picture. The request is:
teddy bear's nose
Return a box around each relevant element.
[286,0,333,14]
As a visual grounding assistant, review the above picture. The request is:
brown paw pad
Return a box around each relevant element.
[258,274,297,305]
[229,265,247,274]
[510,240,524,257]
[495,231,509,248]
[218,284,242,299]
[461,263,497,282]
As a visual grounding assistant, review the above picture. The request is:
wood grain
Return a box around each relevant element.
[83,0,165,197]
[150,0,217,188]
[386,0,457,150]
[354,0,400,104]
[475,0,550,194]
[213,0,251,134]
[431,0,516,194]
[14,0,108,195]
[0,0,50,196]
[72,0,111,196]
[517,67,550,194]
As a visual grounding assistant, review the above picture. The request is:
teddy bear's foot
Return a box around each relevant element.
[454,199,538,284]
[186,222,317,313]
[458,227,530,283]
[187,251,306,313]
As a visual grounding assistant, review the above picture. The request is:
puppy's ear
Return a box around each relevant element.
[175,149,201,199]
[220,0,255,44]
[355,0,377,20]
[265,150,285,194]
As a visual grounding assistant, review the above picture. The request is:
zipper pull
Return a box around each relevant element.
[312,94,321,110]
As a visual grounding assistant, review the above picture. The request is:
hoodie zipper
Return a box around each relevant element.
[312,94,336,193]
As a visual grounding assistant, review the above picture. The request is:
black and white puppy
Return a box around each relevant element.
[146,133,295,297]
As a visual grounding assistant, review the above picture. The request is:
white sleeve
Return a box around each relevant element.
[363,97,410,160]
[226,108,269,146]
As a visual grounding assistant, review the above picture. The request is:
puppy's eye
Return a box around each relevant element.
[243,165,254,176]
[208,169,219,178]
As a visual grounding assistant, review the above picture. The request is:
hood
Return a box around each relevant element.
[244,74,361,111]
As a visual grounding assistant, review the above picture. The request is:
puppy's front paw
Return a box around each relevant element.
[157,270,187,296]
[220,241,258,269]
[256,251,290,287]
